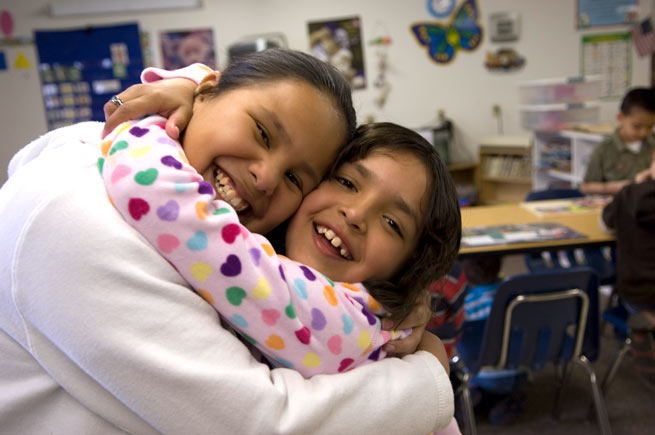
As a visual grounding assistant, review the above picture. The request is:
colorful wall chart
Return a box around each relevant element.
[34,23,143,130]
[581,32,631,99]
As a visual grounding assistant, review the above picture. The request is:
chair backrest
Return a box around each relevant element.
[525,188,584,202]
[473,267,599,373]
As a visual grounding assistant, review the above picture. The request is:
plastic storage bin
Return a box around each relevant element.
[520,102,600,130]
[519,76,601,105]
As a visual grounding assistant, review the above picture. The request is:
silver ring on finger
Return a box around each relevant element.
[110,95,124,107]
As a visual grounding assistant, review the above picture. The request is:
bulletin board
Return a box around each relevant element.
[581,32,631,99]
[34,23,144,130]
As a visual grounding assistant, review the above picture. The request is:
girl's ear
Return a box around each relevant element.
[194,71,221,101]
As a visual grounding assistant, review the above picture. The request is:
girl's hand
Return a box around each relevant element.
[102,78,198,139]
[417,332,450,375]
[381,293,431,357]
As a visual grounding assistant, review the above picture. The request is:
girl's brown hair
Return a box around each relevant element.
[332,122,462,323]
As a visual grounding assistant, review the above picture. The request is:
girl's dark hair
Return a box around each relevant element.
[197,48,356,147]
[332,122,462,323]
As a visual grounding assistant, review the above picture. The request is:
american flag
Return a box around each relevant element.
[632,17,655,57]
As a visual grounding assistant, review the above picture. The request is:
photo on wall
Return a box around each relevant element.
[160,28,216,70]
[308,16,366,89]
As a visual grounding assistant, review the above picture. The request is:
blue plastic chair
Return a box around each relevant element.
[453,267,611,435]
[523,189,616,286]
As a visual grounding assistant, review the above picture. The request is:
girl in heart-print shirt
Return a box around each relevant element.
[101,116,461,378]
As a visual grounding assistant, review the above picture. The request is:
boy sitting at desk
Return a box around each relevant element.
[601,159,655,388]
[581,87,655,196]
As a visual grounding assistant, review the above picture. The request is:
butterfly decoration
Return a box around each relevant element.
[411,0,483,64]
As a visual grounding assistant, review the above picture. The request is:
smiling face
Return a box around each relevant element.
[618,107,655,144]
[182,79,345,234]
[285,150,429,283]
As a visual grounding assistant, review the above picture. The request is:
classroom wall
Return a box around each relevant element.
[1,0,653,185]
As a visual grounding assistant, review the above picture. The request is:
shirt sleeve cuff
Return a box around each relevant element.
[141,63,214,85]
[403,350,455,431]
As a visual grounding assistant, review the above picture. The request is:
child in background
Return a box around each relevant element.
[427,261,468,359]
[457,256,528,426]
[102,118,460,379]
[462,257,503,321]
[581,87,655,195]
[601,159,655,388]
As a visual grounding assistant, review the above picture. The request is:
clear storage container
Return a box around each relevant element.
[520,102,600,130]
[519,76,601,105]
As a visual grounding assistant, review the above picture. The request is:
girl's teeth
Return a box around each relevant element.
[214,168,248,212]
[315,224,351,259]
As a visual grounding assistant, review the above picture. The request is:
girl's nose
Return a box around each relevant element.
[339,203,367,233]
[250,163,282,196]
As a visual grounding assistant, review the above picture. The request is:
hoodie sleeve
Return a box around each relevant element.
[140,63,213,85]
[602,196,618,231]
[100,116,410,378]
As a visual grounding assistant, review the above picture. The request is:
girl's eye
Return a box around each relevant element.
[385,216,403,238]
[336,176,356,191]
[286,172,302,191]
[257,123,270,147]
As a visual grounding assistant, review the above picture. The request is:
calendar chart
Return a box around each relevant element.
[581,32,631,99]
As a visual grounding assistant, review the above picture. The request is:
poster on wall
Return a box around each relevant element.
[34,23,144,130]
[410,0,483,65]
[581,32,631,99]
[308,16,366,89]
[577,0,638,28]
[160,28,216,70]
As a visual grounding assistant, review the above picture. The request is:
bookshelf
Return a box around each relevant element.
[532,129,605,190]
[478,135,532,204]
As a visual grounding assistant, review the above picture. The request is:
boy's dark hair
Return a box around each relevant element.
[620,87,655,115]
[333,122,462,323]
[461,256,502,286]
[196,48,356,148]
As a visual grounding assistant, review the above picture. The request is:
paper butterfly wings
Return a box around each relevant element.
[411,0,483,64]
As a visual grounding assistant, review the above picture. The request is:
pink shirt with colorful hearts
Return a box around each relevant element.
[100,115,408,377]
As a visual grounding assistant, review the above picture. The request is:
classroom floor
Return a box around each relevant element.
[468,255,655,435]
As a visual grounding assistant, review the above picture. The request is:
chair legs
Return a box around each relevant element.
[552,362,572,420]
[575,355,613,435]
[601,336,631,394]
[458,372,477,435]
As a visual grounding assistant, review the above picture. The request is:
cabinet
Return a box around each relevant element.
[532,130,604,190]
[478,135,533,204]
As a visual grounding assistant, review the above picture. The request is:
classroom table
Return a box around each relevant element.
[459,201,615,257]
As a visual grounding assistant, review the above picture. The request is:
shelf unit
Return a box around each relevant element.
[447,161,478,206]
[478,135,532,204]
[532,130,604,190]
